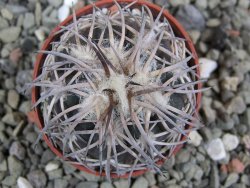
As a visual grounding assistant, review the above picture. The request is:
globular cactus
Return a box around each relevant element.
[32,1,204,180]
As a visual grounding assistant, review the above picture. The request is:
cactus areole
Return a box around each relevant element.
[32,0,202,178]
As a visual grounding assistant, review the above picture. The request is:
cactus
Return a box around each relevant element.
[31,1,205,180]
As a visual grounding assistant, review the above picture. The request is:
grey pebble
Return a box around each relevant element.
[23,13,35,29]
[27,170,47,188]
[226,96,246,114]
[7,89,20,109]
[0,159,7,171]
[0,16,9,29]
[7,155,24,176]
[48,0,62,7]
[2,175,17,186]
[0,90,6,103]
[132,176,148,188]
[175,149,190,164]
[100,181,114,188]
[2,112,23,126]
[9,141,26,160]
[114,179,129,188]
[76,181,98,188]
[5,4,28,16]
[47,169,63,180]
[144,171,156,186]
[54,178,68,188]
[210,165,220,188]
[175,5,205,31]
[41,149,55,164]
[224,173,239,187]
[0,26,21,43]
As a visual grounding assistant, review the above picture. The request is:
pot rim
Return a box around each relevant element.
[32,0,202,178]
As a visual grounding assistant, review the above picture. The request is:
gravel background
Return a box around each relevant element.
[0,0,250,188]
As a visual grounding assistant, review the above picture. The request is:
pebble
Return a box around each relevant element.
[208,0,220,9]
[2,112,24,126]
[23,13,35,29]
[7,89,20,109]
[228,158,245,173]
[241,175,250,186]
[79,171,100,181]
[54,179,68,188]
[40,149,54,164]
[202,96,216,123]
[35,2,42,26]
[35,28,46,41]
[27,170,47,188]
[224,173,239,188]
[195,0,207,9]
[17,177,34,188]
[222,134,239,151]
[188,30,201,44]
[58,5,70,22]
[114,179,129,188]
[199,58,217,78]
[0,26,21,43]
[76,182,98,188]
[0,16,9,29]
[238,0,250,8]
[2,175,17,186]
[188,131,203,146]
[222,77,239,91]
[206,138,226,161]
[45,161,60,172]
[175,149,190,164]
[47,169,63,180]
[7,155,24,176]
[175,5,205,31]
[9,48,23,64]
[64,0,78,7]
[132,176,148,188]
[226,96,246,114]
[1,8,13,20]
[9,141,26,160]
[0,90,6,103]
[210,164,220,188]
[206,19,221,27]
[169,0,190,7]
[5,5,28,16]
[100,181,114,188]
[19,101,31,114]
[48,0,62,7]
[0,159,7,171]
[144,171,156,186]
[21,38,35,53]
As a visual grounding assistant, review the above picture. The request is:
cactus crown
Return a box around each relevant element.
[32,1,204,180]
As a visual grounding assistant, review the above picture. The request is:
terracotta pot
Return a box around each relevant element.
[31,0,201,178]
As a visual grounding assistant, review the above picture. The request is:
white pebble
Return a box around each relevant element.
[132,8,141,16]
[58,5,70,22]
[45,161,59,172]
[188,131,203,146]
[222,134,239,151]
[17,177,33,188]
[64,0,78,7]
[206,138,226,161]
[34,29,45,41]
[102,8,108,15]
[199,58,218,78]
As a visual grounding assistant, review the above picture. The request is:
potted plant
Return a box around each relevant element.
[30,0,203,180]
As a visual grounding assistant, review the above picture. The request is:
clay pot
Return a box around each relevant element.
[31,0,201,178]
